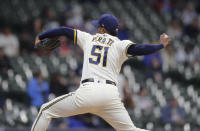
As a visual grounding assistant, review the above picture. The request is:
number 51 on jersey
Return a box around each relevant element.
[89,45,109,67]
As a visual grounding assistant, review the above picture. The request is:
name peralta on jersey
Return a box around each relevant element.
[74,29,135,84]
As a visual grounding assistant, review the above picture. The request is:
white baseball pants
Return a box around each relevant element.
[31,83,149,131]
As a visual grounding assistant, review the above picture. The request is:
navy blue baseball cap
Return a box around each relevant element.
[91,14,119,33]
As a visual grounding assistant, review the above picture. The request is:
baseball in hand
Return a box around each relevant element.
[160,33,170,47]
[164,34,168,38]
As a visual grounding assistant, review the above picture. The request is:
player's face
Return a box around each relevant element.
[98,27,108,34]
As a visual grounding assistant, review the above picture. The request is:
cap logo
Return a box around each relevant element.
[102,24,104,27]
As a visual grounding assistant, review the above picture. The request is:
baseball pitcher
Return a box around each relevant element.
[32,14,170,131]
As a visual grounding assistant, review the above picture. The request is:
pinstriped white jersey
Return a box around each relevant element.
[74,29,134,84]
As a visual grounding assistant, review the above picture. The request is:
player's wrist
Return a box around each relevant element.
[162,42,169,48]
[35,36,40,46]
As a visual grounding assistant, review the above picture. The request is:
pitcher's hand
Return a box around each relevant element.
[160,33,171,47]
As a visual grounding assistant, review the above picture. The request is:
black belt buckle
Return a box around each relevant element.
[82,78,116,86]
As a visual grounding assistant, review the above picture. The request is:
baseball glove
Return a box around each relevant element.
[35,37,61,51]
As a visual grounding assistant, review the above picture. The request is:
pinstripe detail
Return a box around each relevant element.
[74,29,77,44]
[32,92,74,131]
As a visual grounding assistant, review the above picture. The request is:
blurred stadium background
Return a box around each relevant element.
[0,0,200,131]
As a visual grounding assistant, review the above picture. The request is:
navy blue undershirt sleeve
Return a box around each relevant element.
[127,44,164,56]
[38,27,74,40]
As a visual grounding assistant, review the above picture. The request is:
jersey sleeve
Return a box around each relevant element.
[74,29,92,49]
[118,40,135,61]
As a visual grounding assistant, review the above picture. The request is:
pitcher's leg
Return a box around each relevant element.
[31,92,87,131]
[96,105,149,131]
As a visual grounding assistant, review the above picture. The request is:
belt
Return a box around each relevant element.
[81,78,116,86]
